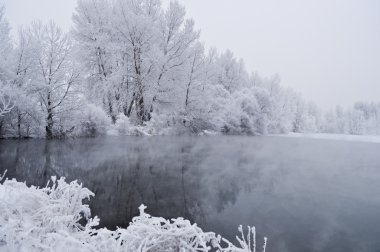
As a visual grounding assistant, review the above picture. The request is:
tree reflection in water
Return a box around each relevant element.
[0,137,261,231]
[2,136,380,252]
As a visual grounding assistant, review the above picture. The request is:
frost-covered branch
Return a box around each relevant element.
[0,90,14,117]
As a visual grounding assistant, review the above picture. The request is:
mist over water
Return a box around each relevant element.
[1,0,380,251]
[1,136,380,252]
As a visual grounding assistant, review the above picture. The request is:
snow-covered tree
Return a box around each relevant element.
[72,0,118,122]
[152,1,200,113]
[28,21,80,139]
[0,4,12,81]
[4,1,380,137]
[215,50,249,93]
[0,5,15,132]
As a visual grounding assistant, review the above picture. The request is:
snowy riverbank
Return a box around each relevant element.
[0,173,267,252]
[274,132,380,143]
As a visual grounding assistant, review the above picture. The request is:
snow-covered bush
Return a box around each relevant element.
[0,175,94,251]
[0,174,268,252]
[108,114,152,136]
[0,84,46,138]
[75,103,111,137]
[38,100,111,138]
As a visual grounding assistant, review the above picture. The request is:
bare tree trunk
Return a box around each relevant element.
[46,110,53,139]
[185,55,197,108]
[0,120,3,138]
[135,91,145,124]
[150,70,165,114]
[106,92,117,124]
[185,86,190,108]
[17,111,22,139]
[133,45,147,124]
[46,93,54,139]
[125,94,135,117]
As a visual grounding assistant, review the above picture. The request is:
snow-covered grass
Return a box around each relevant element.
[275,132,380,143]
[0,172,267,252]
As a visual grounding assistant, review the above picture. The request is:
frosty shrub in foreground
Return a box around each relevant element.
[0,173,267,252]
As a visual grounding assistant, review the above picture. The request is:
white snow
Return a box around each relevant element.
[275,132,380,143]
[0,174,267,252]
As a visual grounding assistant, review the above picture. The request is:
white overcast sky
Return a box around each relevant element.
[2,0,380,109]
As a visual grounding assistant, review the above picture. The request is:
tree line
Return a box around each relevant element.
[0,1,379,138]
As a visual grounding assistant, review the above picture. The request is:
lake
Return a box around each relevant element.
[0,136,380,252]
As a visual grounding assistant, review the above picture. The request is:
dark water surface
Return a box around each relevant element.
[1,136,380,252]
